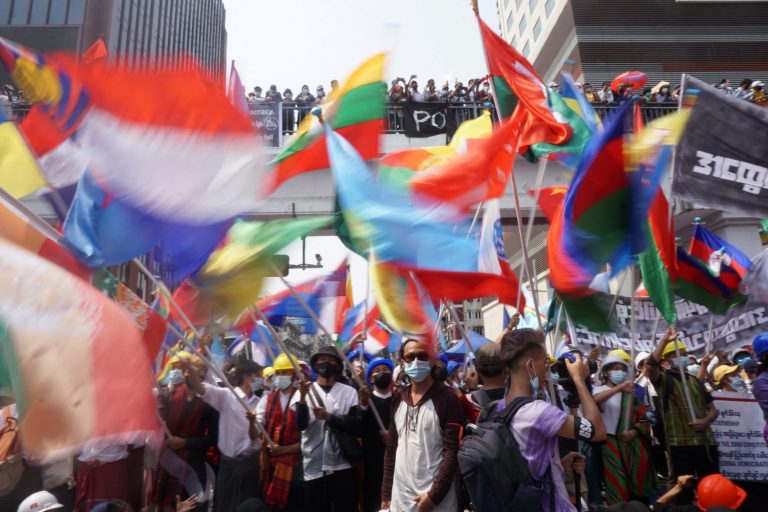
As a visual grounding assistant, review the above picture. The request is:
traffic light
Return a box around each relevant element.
[271,254,289,276]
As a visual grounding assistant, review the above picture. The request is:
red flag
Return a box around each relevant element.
[476,16,571,155]
[82,36,108,65]
[410,117,518,210]
[529,186,568,223]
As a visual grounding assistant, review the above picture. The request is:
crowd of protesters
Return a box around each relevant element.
[6,320,768,512]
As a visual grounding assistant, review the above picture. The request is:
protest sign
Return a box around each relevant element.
[566,292,768,356]
[403,101,457,138]
[711,391,768,481]
[249,101,282,147]
[673,75,768,218]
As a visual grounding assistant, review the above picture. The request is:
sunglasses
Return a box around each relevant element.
[402,352,429,363]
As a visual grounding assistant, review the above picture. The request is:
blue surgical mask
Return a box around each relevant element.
[527,365,539,395]
[168,369,184,385]
[730,377,747,392]
[404,360,431,382]
[250,378,264,392]
[736,356,751,367]
[550,371,560,386]
[609,370,629,386]
[687,364,701,375]
[274,375,292,391]
[673,356,689,369]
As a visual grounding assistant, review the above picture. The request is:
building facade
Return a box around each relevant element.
[497,0,768,85]
[0,0,226,84]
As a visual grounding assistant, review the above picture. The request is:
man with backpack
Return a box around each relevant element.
[459,328,606,512]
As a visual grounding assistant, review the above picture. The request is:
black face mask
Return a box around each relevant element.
[432,366,448,383]
[315,362,338,379]
[373,372,393,389]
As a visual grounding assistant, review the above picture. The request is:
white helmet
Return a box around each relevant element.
[17,491,63,512]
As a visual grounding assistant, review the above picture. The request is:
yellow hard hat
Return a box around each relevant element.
[713,365,739,384]
[662,339,688,357]
[263,367,275,378]
[273,352,298,372]
[608,349,632,364]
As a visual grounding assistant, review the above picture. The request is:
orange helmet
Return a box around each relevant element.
[696,474,747,510]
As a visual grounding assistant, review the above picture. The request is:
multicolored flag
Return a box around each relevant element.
[0,105,47,198]
[674,246,745,315]
[476,16,588,161]
[268,54,385,191]
[339,298,381,343]
[688,224,753,294]
[531,186,568,223]
[638,191,678,323]
[0,238,158,462]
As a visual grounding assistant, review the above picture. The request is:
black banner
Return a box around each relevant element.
[566,292,768,356]
[672,75,768,218]
[403,101,456,138]
[248,101,281,147]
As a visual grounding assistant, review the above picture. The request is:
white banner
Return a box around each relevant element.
[711,391,768,481]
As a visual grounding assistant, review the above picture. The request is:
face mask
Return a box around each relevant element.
[250,377,263,392]
[661,88,669,94]
[168,369,184,385]
[736,356,751,367]
[527,363,539,396]
[549,371,560,386]
[274,375,293,391]
[374,372,393,389]
[315,362,338,379]
[609,370,629,386]
[404,360,431,382]
[432,366,448,383]
[730,377,747,392]
[673,356,689,369]
[687,364,701,375]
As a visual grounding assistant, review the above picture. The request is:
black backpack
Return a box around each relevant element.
[458,396,553,512]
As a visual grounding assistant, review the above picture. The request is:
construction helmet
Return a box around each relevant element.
[696,474,747,510]
[273,353,298,372]
[752,333,768,358]
[17,491,63,512]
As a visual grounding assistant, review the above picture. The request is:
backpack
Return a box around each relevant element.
[458,396,553,512]
[0,405,23,497]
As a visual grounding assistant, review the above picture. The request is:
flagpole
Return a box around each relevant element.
[361,258,371,366]
[270,264,387,433]
[624,266,638,432]
[473,13,543,333]
[132,260,275,445]
[705,314,714,354]
[249,306,323,408]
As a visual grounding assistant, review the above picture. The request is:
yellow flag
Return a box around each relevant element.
[0,116,47,198]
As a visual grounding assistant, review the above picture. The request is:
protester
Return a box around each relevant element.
[262,366,275,393]
[597,81,614,104]
[713,365,748,393]
[359,357,394,512]
[651,473,746,511]
[748,81,767,107]
[468,341,507,409]
[294,345,361,512]
[153,355,218,512]
[185,360,263,512]
[251,86,264,101]
[265,85,282,102]
[492,328,606,511]
[646,327,720,481]
[593,353,657,504]
[314,85,326,104]
[407,79,426,102]
[751,333,768,443]
[255,353,303,512]
[17,491,63,512]
[328,79,340,101]
[381,337,466,512]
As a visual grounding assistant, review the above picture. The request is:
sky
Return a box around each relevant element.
[223,0,500,93]
[222,0,499,298]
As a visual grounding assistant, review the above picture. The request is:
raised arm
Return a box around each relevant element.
[556,354,607,442]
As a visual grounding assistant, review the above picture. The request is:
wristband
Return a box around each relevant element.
[574,417,595,441]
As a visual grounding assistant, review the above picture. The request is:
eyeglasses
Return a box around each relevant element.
[402,352,429,363]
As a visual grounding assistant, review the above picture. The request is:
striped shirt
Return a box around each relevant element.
[656,370,717,447]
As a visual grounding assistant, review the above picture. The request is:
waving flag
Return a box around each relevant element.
[674,246,745,314]
[364,321,399,354]
[689,224,752,293]
[0,107,47,198]
[269,54,385,191]
[340,298,381,342]
[379,111,493,193]
[638,191,678,323]
[476,17,586,160]
[190,216,331,322]
[81,37,108,64]
[227,60,249,115]
[0,238,158,462]
[531,186,568,223]
[409,117,518,211]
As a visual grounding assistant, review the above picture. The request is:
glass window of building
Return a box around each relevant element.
[533,18,542,41]
[30,0,49,24]
[506,10,514,33]
[518,14,527,33]
[10,0,30,24]
[67,0,86,24]
[523,42,530,58]
[48,0,66,24]
[0,0,11,24]
[545,0,555,16]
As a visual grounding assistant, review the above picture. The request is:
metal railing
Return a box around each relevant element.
[8,101,681,134]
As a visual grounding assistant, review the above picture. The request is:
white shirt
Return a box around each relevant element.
[200,383,261,457]
[593,384,624,436]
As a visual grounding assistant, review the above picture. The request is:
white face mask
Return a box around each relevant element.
[274,375,293,391]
